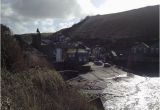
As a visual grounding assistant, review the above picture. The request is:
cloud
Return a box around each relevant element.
[95,0,160,14]
[56,19,80,31]
[91,0,106,8]
[1,0,159,34]
[10,0,82,19]
[77,0,160,15]
[1,0,82,34]
[77,0,97,15]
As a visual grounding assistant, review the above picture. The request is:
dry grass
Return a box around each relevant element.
[1,24,52,71]
[1,24,27,71]
[1,67,99,110]
[1,24,100,110]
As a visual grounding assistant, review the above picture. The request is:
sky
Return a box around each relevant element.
[1,0,160,34]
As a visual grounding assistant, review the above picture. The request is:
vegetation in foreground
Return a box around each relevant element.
[1,24,99,110]
[1,68,98,110]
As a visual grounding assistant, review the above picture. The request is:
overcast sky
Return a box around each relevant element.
[1,0,160,34]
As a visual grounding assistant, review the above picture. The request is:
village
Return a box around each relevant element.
[2,1,160,109]
[15,28,159,78]
[12,29,160,110]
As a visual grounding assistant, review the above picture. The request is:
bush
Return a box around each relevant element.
[1,67,98,110]
[1,24,27,71]
[1,24,100,110]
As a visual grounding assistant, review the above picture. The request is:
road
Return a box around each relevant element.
[68,63,160,110]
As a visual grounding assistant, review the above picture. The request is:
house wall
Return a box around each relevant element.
[66,51,89,64]
[56,48,63,62]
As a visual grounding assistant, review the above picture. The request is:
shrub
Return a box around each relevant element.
[1,24,27,71]
[1,24,100,110]
[1,67,99,110]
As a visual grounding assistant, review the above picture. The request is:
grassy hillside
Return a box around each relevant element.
[1,24,99,110]
[1,68,99,110]
[54,5,159,47]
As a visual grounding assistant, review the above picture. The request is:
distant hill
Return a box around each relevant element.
[53,5,159,48]
[21,32,54,38]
